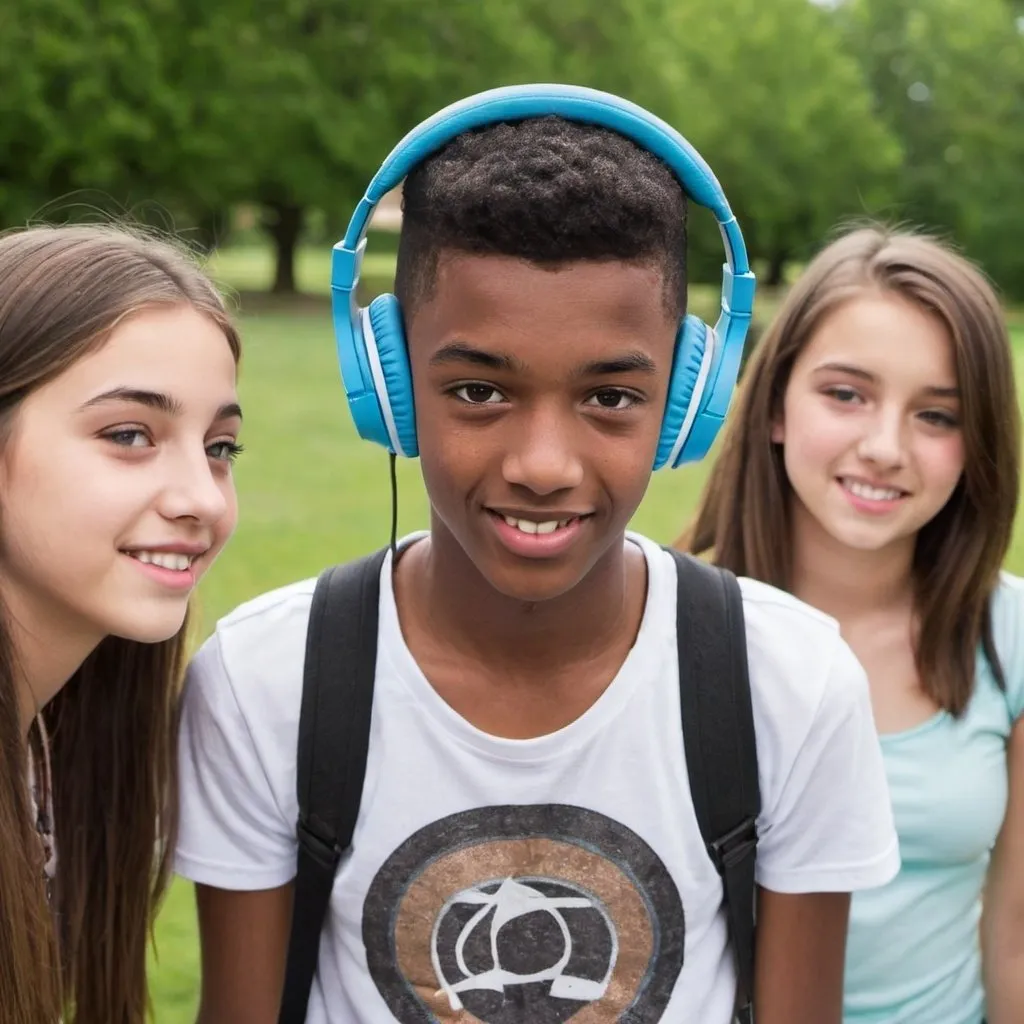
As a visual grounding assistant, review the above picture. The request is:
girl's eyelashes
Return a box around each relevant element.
[822,385,863,405]
[100,427,245,461]
[918,409,959,429]
[207,440,245,463]
[819,387,959,430]
[103,426,152,448]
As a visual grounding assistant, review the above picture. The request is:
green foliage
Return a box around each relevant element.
[636,0,902,283]
[840,0,1024,295]
[0,0,246,230]
[1,0,1021,293]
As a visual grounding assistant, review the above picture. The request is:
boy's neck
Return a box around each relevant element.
[395,527,646,679]
[789,503,916,621]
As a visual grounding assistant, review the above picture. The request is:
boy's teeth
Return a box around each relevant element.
[131,551,191,571]
[501,516,572,535]
[845,480,902,502]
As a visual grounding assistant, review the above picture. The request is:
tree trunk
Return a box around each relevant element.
[263,201,304,294]
[193,208,230,255]
[766,251,788,288]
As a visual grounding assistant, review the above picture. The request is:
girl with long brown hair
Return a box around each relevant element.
[683,225,1024,1024]
[0,223,243,1023]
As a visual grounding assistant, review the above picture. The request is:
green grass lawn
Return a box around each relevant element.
[205,242,399,298]
[147,248,1024,1020]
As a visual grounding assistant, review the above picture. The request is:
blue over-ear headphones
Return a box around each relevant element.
[331,84,755,469]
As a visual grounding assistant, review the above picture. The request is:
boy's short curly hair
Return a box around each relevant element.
[394,116,688,320]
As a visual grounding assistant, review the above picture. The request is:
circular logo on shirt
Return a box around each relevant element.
[362,804,684,1022]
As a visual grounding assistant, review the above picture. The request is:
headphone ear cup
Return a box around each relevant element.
[654,315,708,470]
[365,294,418,457]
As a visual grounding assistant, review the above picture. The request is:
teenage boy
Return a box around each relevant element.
[176,88,898,1024]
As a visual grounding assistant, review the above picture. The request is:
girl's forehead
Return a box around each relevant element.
[797,295,956,381]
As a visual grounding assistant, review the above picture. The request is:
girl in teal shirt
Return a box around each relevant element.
[683,225,1024,1024]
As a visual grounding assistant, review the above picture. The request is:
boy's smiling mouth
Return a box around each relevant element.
[498,514,579,535]
[484,508,594,556]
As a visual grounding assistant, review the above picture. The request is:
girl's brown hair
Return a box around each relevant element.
[682,225,1020,716]
[0,224,240,1023]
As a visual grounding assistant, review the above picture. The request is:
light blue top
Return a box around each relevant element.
[844,573,1024,1023]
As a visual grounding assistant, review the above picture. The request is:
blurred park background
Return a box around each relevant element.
[3,0,1024,1018]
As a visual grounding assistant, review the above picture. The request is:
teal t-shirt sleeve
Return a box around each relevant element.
[990,572,1024,721]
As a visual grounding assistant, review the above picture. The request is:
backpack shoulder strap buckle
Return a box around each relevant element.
[296,818,342,871]
[708,817,758,872]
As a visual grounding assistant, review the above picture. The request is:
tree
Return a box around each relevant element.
[208,0,564,292]
[638,0,902,285]
[0,0,925,301]
[840,0,1024,296]
[0,0,255,244]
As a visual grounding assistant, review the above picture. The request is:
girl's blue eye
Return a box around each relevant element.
[208,441,245,463]
[106,429,150,447]
[826,386,861,404]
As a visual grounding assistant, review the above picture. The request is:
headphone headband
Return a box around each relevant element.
[338,84,749,281]
[331,84,756,469]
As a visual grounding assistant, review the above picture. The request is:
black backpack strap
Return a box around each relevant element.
[277,547,388,1024]
[668,548,760,1024]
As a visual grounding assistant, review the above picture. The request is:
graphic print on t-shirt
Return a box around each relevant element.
[362,804,684,1022]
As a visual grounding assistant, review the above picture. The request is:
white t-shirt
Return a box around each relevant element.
[176,533,899,1023]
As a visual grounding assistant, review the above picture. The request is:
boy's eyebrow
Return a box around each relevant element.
[577,352,657,377]
[79,387,243,420]
[429,342,524,372]
[815,362,958,397]
[429,343,657,377]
